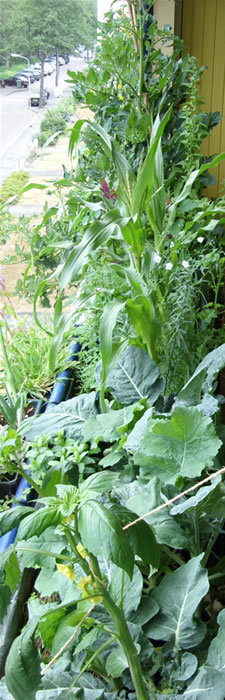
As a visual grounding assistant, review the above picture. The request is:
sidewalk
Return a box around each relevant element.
[0,105,92,315]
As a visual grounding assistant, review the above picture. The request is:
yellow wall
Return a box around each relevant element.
[182,0,225,196]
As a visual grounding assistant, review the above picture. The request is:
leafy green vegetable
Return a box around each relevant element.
[135,406,221,479]
[145,555,209,649]
[21,392,98,442]
[16,506,61,541]
[78,501,134,578]
[126,478,188,549]
[102,345,164,405]
[0,506,35,538]
[5,617,41,700]
[178,343,225,403]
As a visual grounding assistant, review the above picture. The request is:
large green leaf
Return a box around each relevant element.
[99,299,126,386]
[68,118,112,159]
[51,610,95,656]
[131,108,172,216]
[207,608,225,669]
[135,406,221,479]
[34,567,79,602]
[109,504,160,568]
[16,526,68,570]
[83,403,144,445]
[37,685,105,699]
[125,295,160,361]
[105,646,128,678]
[108,562,143,615]
[0,547,21,621]
[0,585,11,624]
[0,678,14,698]
[126,477,188,549]
[167,153,225,228]
[183,668,225,699]
[170,481,225,517]
[78,500,134,578]
[0,506,35,537]
[80,472,119,495]
[145,555,209,649]
[21,392,98,442]
[103,346,163,405]
[5,617,41,700]
[16,506,61,541]
[178,343,225,403]
[3,549,20,592]
[124,408,153,452]
[59,211,121,290]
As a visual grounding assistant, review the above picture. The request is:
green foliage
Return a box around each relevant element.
[38,111,66,147]
[0,0,97,61]
[146,554,209,649]
[0,171,29,206]
[5,617,41,700]
[2,6,225,698]
[0,316,77,399]
[68,7,218,188]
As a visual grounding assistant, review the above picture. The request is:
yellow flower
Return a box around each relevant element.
[118,94,124,101]
[118,83,122,90]
[77,576,102,603]
[76,543,87,559]
[56,564,75,581]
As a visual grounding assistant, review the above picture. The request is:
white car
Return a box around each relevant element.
[43,63,53,75]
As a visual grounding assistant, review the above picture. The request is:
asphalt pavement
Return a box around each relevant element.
[0,58,86,184]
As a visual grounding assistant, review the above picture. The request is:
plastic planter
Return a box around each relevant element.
[0,338,81,674]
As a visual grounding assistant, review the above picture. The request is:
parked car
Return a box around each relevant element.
[43,63,53,75]
[29,88,50,107]
[30,68,41,80]
[15,71,35,83]
[4,75,28,87]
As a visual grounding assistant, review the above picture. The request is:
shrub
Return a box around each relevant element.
[40,112,66,134]
[37,129,56,147]
[37,97,75,147]
[0,170,29,205]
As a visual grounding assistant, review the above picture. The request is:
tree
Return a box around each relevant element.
[0,0,97,75]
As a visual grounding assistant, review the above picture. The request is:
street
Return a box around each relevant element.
[0,57,86,183]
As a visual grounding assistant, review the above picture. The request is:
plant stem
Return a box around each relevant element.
[0,326,17,400]
[137,21,144,116]
[90,555,149,699]
[71,638,116,688]
[193,512,200,555]
[14,456,41,495]
[99,382,107,413]
[201,526,224,568]
[64,526,90,576]
[163,546,185,567]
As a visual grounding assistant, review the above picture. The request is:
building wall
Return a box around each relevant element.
[182,0,225,196]
[153,0,175,31]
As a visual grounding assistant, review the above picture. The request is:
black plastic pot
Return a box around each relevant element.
[0,474,20,499]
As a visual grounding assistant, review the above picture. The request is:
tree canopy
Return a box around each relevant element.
[0,0,97,61]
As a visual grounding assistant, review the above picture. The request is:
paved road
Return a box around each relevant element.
[0,58,86,183]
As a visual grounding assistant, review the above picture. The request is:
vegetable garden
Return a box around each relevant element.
[1,2,225,698]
